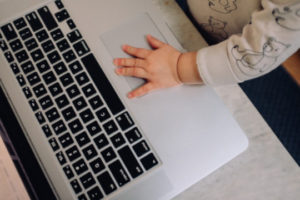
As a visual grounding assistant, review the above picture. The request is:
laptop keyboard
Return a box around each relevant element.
[0,0,159,199]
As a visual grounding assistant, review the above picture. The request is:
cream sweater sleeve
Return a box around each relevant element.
[196,0,300,86]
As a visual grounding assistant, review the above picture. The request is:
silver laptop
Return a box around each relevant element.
[0,0,248,199]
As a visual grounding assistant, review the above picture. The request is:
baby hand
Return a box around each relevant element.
[113,34,182,99]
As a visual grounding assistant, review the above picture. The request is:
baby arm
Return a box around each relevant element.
[113,35,203,99]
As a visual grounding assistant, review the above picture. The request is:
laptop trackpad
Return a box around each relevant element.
[101,13,166,90]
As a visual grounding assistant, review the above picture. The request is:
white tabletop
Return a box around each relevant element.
[153,0,300,199]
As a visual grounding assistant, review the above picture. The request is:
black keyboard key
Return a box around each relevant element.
[37,6,58,31]
[80,172,96,189]
[13,18,27,30]
[25,12,43,31]
[27,72,41,86]
[110,132,126,149]
[74,40,90,57]
[50,28,64,41]
[35,29,49,42]
[86,121,101,136]
[87,186,103,200]
[118,146,143,178]
[9,39,23,52]
[53,61,67,75]
[69,60,82,74]
[49,137,59,151]
[42,124,52,137]
[62,106,76,121]
[82,54,125,115]
[30,48,44,62]
[47,50,61,64]
[33,83,47,98]
[21,60,34,74]
[78,194,87,200]
[67,29,82,43]
[39,95,53,110]
[108,160,130,187]
[101,147,116,163]
[70,179,82,194]
[66,145,81,162]
[125,128,142,144]
[82,83,96,98]
[35,111,46,124]
[62,49,76,63]
[57,39,70,52]
[75,72,89,86]
[52,120,67,135]
[94,134,109,150]
[97,172,117,195]
[66,19,76,29]
[68,119,83,134]
[45,107,60,122]
[116,112,134,131]
[10,63,20,74]
[16,50,29,63]
[23,86,32,99]
[29,99,39,111]
[0,40,8,51]
[41,39,55,53]
[96,107,110,123]
[42,71,57,85]
[82,144,97,160]
[140,153,158,170]
[63,165,74,179]
[72,158,87,175]
[19,28,32,40]
[17,74,26,86]
[90,158,105,174]
[4,51,14,63]
[88,96,103,110]
[133,140,150,157]
[25,38,38,51]
[55,94,69,108]
[66,84,80,99]
[36,59,50,73]
[75,131,90,147]
[1,23,17,41]
[60,73,74,87]
[55,0,64,9]
[79,108,94,123]
[103,120,118,135]
[58,132,74,148]
[73,96,87,111]
[56,151,67,165]
[49,82,63,97]
[55,9,70,22]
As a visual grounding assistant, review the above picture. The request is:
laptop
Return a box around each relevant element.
[0,0,248,199]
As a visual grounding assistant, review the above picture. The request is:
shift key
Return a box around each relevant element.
[108,160,130,187]
[118,146,143,178]
[38,6,58,31]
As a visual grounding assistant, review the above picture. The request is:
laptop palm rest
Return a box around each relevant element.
[99,12,248,200]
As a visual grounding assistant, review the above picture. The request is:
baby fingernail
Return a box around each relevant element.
[113,59,119,65]
[122,45,128,50]
[115,68,122,75]
[128,93,133,98]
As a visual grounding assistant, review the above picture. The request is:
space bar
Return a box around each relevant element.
[81,53,125,115]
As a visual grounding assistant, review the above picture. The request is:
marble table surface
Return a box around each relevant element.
[153,0,300,199]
